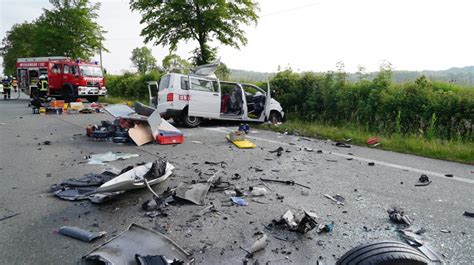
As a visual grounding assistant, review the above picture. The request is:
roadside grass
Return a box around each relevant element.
[257,120,474,164]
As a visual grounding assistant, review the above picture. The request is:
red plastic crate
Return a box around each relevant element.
[155,132,184,145]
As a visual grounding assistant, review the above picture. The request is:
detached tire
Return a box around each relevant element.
[182,111,201,128]
[336,241,429,265]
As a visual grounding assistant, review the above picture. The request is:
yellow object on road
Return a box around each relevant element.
[226,133,256,149]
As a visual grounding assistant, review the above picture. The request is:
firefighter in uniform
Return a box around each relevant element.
[2,76,12,100]
[12,77,18,92]
[37,74,49,99]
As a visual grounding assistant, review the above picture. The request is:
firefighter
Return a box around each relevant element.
[12,77,18,92]
[2,76,12,100]
[37,74,49,99]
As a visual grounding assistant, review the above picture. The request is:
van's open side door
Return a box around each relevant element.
[188,76,220,118]
[147,81,159,108]
[264,81,272,119]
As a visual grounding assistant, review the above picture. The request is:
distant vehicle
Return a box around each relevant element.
[147,62,284,127]
[16,56,106,102]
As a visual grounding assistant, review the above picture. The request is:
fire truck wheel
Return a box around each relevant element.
[86,96,99,103]
[62,85,75,103]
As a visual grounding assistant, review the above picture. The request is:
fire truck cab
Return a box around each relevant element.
[16,56,106,102]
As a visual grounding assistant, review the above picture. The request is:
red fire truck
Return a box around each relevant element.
[16,56,106,102]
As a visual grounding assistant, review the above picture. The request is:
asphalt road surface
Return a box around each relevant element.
[0,97,473,265]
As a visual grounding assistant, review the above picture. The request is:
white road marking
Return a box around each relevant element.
[205,127,474,184]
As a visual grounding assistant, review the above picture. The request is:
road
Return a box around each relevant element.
[0,97,473,265]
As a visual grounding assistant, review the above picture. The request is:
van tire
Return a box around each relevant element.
[336,241,429,265]
[269,111,282,124]
[182,112,201,128]
[62,85,75,103]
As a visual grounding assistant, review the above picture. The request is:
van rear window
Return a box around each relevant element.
[158,75,170,91]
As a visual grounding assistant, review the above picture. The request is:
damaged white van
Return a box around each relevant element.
[147,62,284,127]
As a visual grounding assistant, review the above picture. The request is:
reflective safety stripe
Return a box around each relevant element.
[39,81,48,91]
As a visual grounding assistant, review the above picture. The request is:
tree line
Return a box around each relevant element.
[269,65,473,141]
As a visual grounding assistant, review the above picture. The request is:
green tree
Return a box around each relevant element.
[130,46,157,73]
[215,62,230,80]
[130,0,259,65]
[0,22,37,75]
[162,54,191,74]
[34,0,106,58]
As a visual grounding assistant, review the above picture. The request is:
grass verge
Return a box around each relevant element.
[257,120,474,164]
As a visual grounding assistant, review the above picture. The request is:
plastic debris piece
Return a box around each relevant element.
[249,187,268,197]
[80,223,193,264]
[316,222,334,234]
[230,197,248,206]
[444,174,453,178]
[368,162,375,166]
[415,174,432,186]
[249,234,267,256]
[86,152,139,165]
[463,211,474,217]
[324,194,345,205]
[59,226,106,242]
[388,207,412,226]
[269,147,284,156]
[367,137,379,145]
[296,211,319,233]
[335,142,351,148]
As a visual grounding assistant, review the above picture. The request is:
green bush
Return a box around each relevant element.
[270,71,474,141]
[106,70,163,100]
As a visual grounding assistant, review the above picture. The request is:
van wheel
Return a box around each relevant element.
[269,111,282,124]
[182,112,201,128]
[62,85,75,103]
[336,241,429,265]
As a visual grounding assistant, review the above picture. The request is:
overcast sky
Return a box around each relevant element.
[1,0,473,74]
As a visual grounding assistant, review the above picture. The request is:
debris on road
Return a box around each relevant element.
[80,223,193,264]
[59,226,106,242]
[247,234,268,257]
[415,174,432,186]
[367,137,380,146]
[260,178,311,189]
[388,207,412,226]
[269,147,284,156]
[85,151,139,165]
[324,194,345,205]
[271,210,319,233]
[444,174,453,178]
[51,159,173,203]
[227,131,256,148]
[398,229,443,263]
[249,186,268,196]
[368,162,375,166]
[335,142,351,148]
[231,196,248,206]
[175,173,217,205]
[316,222,334,234]
[0,212,21,222]
[463,211,474,217]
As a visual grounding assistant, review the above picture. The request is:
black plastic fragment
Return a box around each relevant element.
[59,226,106,242]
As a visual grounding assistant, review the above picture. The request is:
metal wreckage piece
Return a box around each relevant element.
[50,158,173,203]
[275,210,319,233]
[80,223,194,265]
